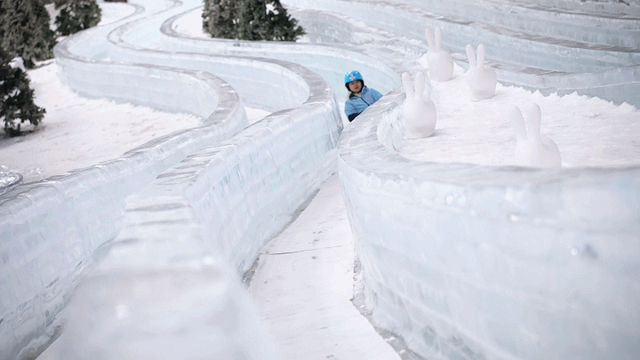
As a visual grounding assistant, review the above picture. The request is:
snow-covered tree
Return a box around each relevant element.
[202,0,304,41]
[0,0,56,68]
[0,49,45,136]
[265,0,305,41]
[236,0,268,41]
[202,0,239,39]
[54,0,102,36]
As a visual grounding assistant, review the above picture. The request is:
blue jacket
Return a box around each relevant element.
[344,86,383,121]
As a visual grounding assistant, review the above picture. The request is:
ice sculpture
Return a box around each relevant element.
[511,103,562,168]
[421,27,453,82]
[465,44,497,100]
[400,72,436,138]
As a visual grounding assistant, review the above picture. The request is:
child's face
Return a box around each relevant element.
[348,80,363,93]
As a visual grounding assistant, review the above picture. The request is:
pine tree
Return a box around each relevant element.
[0,48,45,136]
[202,0,238,39]
[237,0,266,41]
[265,0,305,41]
[54,0,102,36]
[0,0,56,68]
[202,0,304,41]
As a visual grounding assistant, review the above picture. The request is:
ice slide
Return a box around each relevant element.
[1,0,638,359]
[285,0,640,107]
[0,0,350,358]
[314,1,639,360]
[1,0,401,358]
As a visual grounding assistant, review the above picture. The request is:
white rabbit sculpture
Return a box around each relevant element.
[422,27,453,82]
[400,71,437,138]
[465,44,497,100]
[511,103,561,168]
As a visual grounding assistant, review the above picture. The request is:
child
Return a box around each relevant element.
[344,70,383,122]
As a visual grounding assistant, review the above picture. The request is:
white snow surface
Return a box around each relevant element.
[98,1,137,26]
[171,7,208,38]
[249,175,399,359]
[0,63,201,183]
[0,63,268,183]
[403,65,640,168]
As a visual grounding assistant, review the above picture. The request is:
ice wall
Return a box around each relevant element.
[43,57,341,358]
[285,0,640,107]
[0,0,343,358]
[386,0,640,49]
[338,92,640,359]
[0,67,246,359]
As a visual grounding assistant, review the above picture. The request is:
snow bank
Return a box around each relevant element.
[338,92,640,360]
[0,63,203,183]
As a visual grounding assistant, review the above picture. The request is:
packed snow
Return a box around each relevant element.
[98,1,137,25]
[248,175,400,359]
[402,65,640,168]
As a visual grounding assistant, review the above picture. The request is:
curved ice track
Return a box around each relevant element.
[286,0,640,107]
[0,0,638,359]
[0,0,358,357]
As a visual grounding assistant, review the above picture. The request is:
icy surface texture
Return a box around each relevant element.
[339,92,640,359]
[0,166,21,196]
[49,267,277,360]
[159,0,401,101]
[387,0,640,49]
[0,93,246,359]
[42,55,340,358]
[57,3,308,112]
[286,0,640,106]
[1,0,339,358]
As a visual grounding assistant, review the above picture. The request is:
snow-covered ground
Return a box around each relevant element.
[406,65,640,168]
[0,62,268,184]
[249,175,400,359]
[0,63,201,183]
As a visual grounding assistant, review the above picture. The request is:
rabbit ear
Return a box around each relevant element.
[525,103,542,139]
[434,27,442,50]
[466,44,477,67]
[414,71,425,96]
[510,105,527,140]
[402,72,414,97]
[425,28,435,49]
[477,44,486,66]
